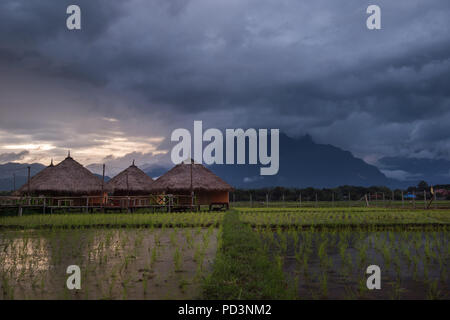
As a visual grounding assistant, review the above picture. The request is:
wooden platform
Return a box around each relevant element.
[0,195,204,215]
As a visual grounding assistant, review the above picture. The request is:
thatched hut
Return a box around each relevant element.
[149,162,233,208]
[17,154,107,201]
[106,161,154,196]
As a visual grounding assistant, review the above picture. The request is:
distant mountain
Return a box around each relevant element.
[0,162,46,191]
[94,174,111,182]
[0,162,110,191]
[378,157,450,186]
[3,134,447,191]
[206,133,394,188]
[143,165,173,180]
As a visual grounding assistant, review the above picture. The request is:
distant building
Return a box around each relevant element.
[435,188,449,196]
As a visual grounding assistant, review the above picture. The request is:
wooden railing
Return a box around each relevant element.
[0,194,197,209]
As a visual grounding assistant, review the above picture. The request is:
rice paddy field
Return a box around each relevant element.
[0,206,449,300]
[0,227,218,299]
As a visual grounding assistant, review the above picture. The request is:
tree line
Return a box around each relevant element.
[230,182,450,202]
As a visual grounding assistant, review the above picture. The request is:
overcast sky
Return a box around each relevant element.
[1,0,449,176]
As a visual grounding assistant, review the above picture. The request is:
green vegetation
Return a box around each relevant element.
[238,207,450,228]
[0,206,448,299]
[257,227,449,299]
[203,210,294,299]
[0,227,217,299]
[1,207,448,231]
[231,200,450,209]
[230,183,450,203]
[0,212,224,229]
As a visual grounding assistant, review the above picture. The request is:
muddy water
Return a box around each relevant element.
[262,230,449,299]
[0,227,218,299]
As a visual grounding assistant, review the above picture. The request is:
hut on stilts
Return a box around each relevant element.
[16,152,107,208]
[105,161,155,209]
[106,161,154,196]
[149,161,233,210]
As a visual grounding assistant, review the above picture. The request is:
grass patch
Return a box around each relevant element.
[0,212,224,229]
[203,210,294,299]
[238,207,450,228]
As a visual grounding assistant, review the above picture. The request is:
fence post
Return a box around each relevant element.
[424,190,426,209]
[391,190,394,207]
[250,193,252,207]
[266,193,269,208]
[401,191,404,208]
[434,191,437,209]
[299,193,301,207]
[315,193,318,207]
[27,166,31,196]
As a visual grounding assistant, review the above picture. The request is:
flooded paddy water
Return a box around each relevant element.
[260,229,450,299]
[0,227,218,299]
[1,208,449,300]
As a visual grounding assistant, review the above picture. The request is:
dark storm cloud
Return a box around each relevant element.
[1,0,450,164]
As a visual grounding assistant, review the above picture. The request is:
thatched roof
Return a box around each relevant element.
[17,156,107,196]
[106,162,154,195]
[150,162,233,193]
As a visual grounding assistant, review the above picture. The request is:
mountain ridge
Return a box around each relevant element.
[1,134,447,191]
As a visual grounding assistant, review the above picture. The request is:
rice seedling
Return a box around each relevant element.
[319,272,328,298]
[0,206,448,300]
[426,280,443,300]
[173,247,182,272]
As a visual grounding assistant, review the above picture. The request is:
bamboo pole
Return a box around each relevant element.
[27,166,31,196]
[102,164,105,211]
[401,191,404,208]
[391,190,394,207]
[424,190,426,209]
[190,159,194,211]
